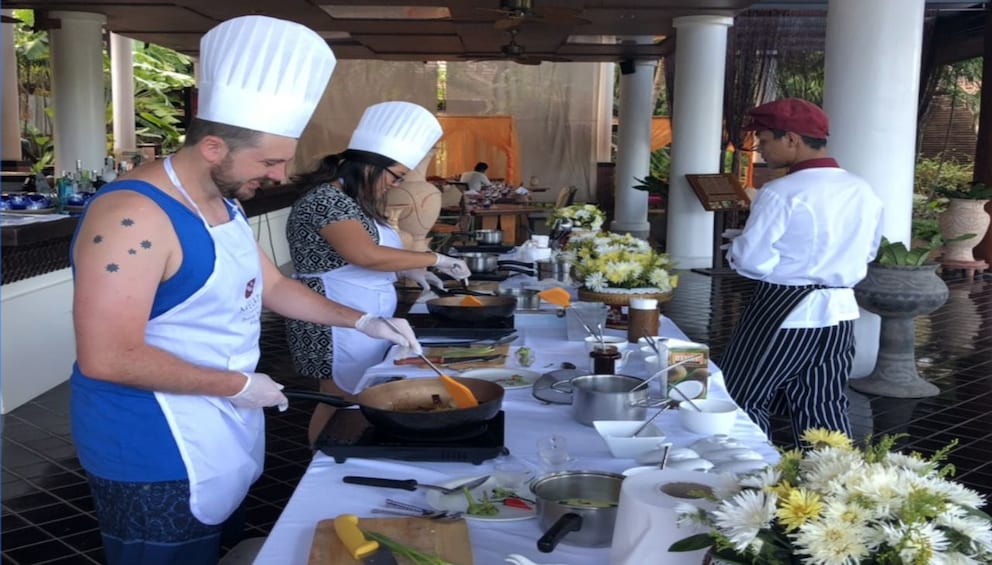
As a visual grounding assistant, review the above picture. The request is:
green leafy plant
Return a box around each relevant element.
[632,175,669,196]
[934,181,992,201]
[874,236,942,266]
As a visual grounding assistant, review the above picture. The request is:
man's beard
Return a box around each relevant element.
[210,155,266,199]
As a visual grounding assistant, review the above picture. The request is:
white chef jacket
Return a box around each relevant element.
[728,164,884,328]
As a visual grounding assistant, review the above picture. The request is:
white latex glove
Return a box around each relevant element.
[397,268,444,292]
[355,314,423,355]
[722,228,742,240]
[433,253,472,283]
[228,372,288,411]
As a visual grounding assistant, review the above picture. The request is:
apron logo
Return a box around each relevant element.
[244,278,256,299]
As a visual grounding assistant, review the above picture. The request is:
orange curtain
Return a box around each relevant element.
[432,116,521,184]
[651,116,672,151]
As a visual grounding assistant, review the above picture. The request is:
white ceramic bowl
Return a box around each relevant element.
[592,420,668,459]
[584,335,629,354]
[678,399,738,436]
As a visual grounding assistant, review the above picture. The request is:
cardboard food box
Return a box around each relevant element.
[665,339,710,398]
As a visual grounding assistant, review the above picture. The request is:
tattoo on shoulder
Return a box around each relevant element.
[128,249,137,255]
[106,263,120,273]
[121,218,135,227]
[140,240,152,250]
[93,235,103,244]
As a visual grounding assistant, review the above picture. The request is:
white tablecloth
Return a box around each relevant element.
[254,316,777,565]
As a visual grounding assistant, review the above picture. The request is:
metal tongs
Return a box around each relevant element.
[371,498,464,521]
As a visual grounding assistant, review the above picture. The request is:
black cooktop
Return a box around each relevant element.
[315,409,507,465]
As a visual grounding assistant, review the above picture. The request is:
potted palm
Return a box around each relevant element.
[850,237,949,398]
[936,181,992,263]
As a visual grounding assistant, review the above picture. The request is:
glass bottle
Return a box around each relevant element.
[590,345,622,374]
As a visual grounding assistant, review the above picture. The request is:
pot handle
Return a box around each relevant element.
[549,380,574,393]
[282,390,356,408]
[537,512,583,553]
[498,260,536,268]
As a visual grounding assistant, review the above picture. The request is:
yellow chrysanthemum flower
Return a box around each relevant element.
[802,428,854,451]
[776,488,824,531]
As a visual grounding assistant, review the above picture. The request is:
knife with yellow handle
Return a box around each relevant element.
[333,514,398,564]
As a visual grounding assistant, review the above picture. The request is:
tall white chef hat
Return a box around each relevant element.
[197,15,336,138]
[347,101,443,169]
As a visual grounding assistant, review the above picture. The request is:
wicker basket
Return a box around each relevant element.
[577,288,673,306]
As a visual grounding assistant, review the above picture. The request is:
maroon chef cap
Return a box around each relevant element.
[743,98,830,139]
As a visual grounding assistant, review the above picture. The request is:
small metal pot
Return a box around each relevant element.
[532,471,625,552]
[551,374,648,426]
[460,252,500,273]
[536,256,573,282]
[496,287,541,310]
[473,229,504,245]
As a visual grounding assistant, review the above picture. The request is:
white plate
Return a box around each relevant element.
[424,475,537,522]
[459,368,541,390]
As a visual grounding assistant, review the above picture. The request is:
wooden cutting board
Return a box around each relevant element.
[308,517,474,565]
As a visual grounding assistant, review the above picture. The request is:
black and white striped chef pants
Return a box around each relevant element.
[725,321,855,443]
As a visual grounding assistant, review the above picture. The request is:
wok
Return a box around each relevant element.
[282,377,504,435]
[427,295,517,322]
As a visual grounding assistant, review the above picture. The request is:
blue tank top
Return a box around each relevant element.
[70,180,230,481]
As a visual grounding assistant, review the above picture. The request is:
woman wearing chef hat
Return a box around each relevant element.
[285,101,471,443]
[69,16,421,565]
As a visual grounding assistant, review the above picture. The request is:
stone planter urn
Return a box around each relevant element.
[851,262,948,398]
[939,198,991,262]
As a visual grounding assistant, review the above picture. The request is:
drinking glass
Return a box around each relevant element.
[536,434,573,471]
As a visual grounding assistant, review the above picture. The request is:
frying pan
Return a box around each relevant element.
[282,377,504,435]
[427,295,517,322]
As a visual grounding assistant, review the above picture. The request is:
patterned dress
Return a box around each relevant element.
[285,184,381,378]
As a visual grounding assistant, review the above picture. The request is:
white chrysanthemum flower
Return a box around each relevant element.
[792,518,873,565]
[605,260,641,285]
[878,522,949,564]
[845,465,912,518]
[584,271,607,291]
[738,467,781,490]
[884,451,935,474]
[917,475,986,510]
[937,510,992,551]
[711,490,777,553]
[800,448,863,493]
[932,551,984,565]
[820,500,873,529]
[648,269,672,291]
[711,473,748,500]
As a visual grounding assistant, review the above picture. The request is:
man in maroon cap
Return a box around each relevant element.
[719,98,884,446]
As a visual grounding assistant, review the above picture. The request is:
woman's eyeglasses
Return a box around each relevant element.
[384,168,406,184]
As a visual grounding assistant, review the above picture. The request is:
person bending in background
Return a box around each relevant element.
[285,101,471,444]
[459,161,492,194]
[720,98,883,446]
[69,17,420,565]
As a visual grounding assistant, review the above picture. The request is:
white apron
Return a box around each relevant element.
[296,220,402,393]
[149,156,265,525]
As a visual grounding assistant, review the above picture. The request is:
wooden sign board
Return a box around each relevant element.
[685,173,750,211]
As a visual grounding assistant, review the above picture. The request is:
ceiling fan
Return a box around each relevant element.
[462,28,572,66]
[478,0,591,31]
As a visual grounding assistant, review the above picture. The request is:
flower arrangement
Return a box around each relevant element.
[562,231,678,293]
[671,429,992,565]
[550,203,606,231]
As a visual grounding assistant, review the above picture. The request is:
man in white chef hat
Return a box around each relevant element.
[69,15,421,564]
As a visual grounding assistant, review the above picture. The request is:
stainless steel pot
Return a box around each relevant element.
[532,471,625,552]
[473,229,503,245]
[551,374,648,426]
[536,256,572,282]
[459,253,536,276]
[496,287,541,310]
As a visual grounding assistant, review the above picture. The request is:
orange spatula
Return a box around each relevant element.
[418,354,479,408]
[537,287,571,308]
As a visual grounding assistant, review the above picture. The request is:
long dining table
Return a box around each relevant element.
[254,294,777,564]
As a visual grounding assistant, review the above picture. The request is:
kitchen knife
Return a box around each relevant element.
[333,514,398,565]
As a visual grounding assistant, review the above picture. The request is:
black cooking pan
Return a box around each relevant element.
[282,377,504,435]
[427,295,517,322]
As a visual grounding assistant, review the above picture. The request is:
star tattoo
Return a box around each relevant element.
[106,263,120,273]
[140,240,152,249]
[93,235,103,244]
[121,218,135,227]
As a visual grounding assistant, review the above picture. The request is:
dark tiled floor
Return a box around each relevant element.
[3,269,991,563]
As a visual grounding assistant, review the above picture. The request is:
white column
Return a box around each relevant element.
[110,32,136,153]
[823,0,925,378]
[49,11,107,173]
[611,48,657,238]
[1,10,21,161]
[594,61,615,163]
[666,15,734,268]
